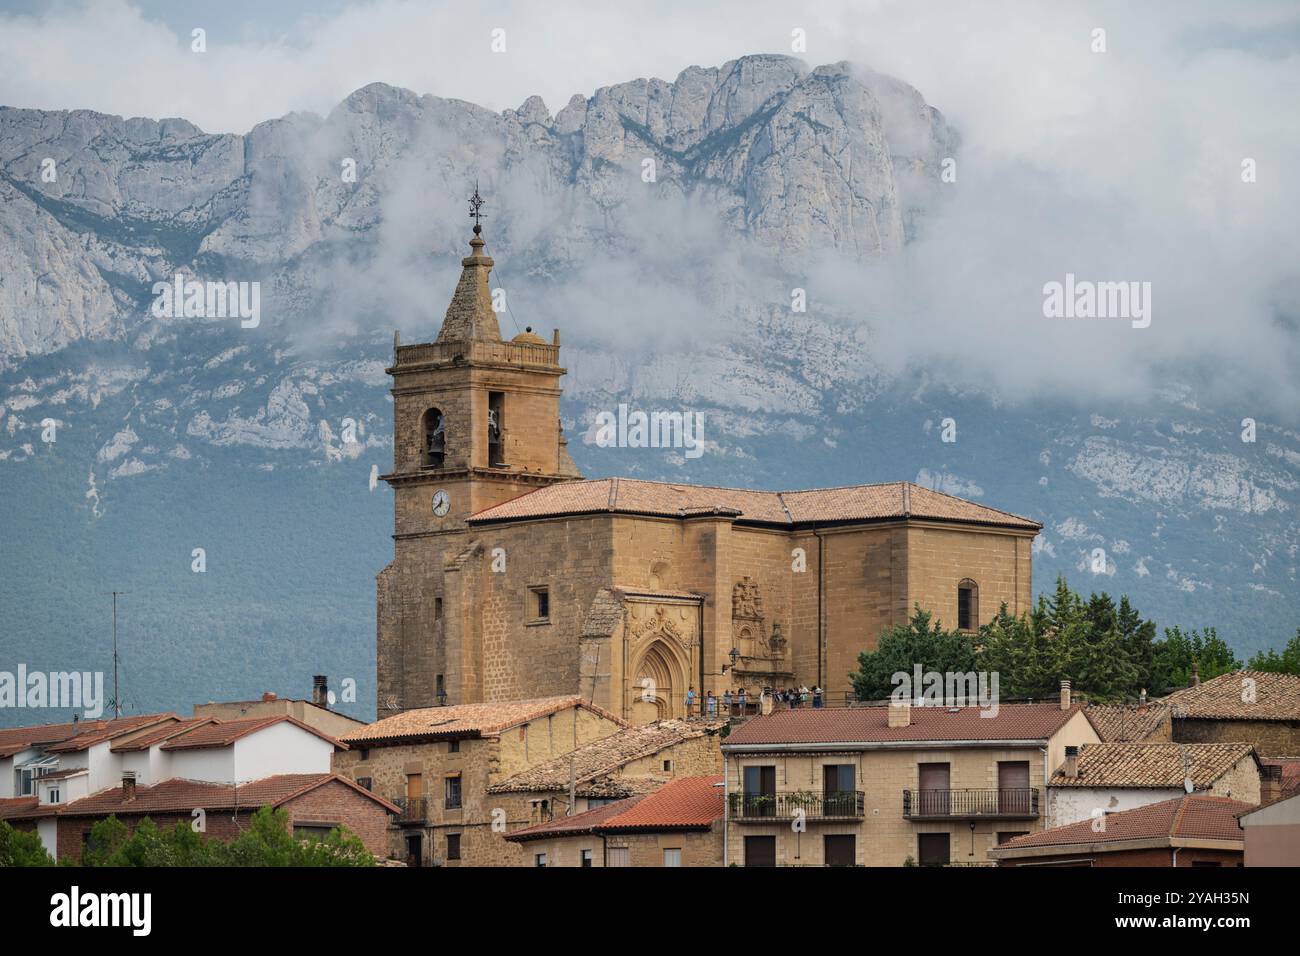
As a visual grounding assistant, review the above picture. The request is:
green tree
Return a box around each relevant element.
[0,819,54,866]
[979,602,1057,699]
[1247,629,1300,676]
[850,606,979,700]
[1153,626,1241,692]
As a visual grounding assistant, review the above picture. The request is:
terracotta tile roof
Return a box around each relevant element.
[42,714,179,753]
[158,714,342,751]
[32,767,88,781]
[1083,703,1170,742]
[505,794,649,842]
[1264,757,1300,794]
[469,478,1041,530]
[991,795,1250,855]
[0,796,39,820]
[341,696,626,746]
[488,718,726,795]
[110,718,217,752]
[0,719,89,757]
[599,775,724,830]
[723,703,1082,747]
[50,773,399,818]
[1161,671,1300,721]
[1050,743,1258,789]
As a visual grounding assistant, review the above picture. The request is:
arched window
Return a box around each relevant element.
[957,579,979,632]
[421,408,445,467]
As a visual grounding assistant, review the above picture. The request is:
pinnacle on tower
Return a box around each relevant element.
[436,185,502,343]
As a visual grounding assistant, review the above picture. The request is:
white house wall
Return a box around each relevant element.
[231,723,333,782]
[1047,786,1182,827]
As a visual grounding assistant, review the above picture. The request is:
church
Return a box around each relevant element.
[375,211,1041,723]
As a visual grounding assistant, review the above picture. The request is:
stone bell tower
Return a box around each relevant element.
[376,192,580,717]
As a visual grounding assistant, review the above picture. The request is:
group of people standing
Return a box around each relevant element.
[684,684,824,717]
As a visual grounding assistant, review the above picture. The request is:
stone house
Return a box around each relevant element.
[1162,670,1300,757]
[486,717,726,824]
[375,224,1042,722]
[1046,741,1261,827]
[989,794,1248,867]
[505,775,725,867]
[720,694,1099,866]
[333,696,625,866]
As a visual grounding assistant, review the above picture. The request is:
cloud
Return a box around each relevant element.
[2,0,1297,414]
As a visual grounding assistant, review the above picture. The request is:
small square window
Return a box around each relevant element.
[535,852,547,867]
[446,833,461,861]
[529,586,550,622]
[581,849,593,867]
[356,776,372,791]
[662,759,673,772]
[448,739,460,754]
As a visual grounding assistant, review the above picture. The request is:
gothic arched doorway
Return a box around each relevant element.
[631,640,686,723]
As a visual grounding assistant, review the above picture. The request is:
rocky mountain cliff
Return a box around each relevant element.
[0,55,1293,724]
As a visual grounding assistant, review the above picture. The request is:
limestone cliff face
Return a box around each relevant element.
[0,55,952,358]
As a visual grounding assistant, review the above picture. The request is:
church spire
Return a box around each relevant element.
[436,184,502,343]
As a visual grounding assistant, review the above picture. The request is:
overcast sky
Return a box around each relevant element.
[1,0,1297,411]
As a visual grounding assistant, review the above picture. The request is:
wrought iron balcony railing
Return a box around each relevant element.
[728,791,866,822]
[902,788,1040,820]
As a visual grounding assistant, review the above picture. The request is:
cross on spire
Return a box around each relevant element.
[468,182,486,235]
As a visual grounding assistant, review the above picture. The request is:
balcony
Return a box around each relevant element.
[728,791,866,823]
[902,788,1040,820]
[392,797,428,824]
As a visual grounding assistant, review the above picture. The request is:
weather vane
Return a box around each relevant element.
[468,182,486,235]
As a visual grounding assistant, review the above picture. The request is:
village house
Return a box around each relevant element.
[719,687,1099,866]
[485,717,726,824]
[332,696,625,866]
[1238,789,1300,866]
[1162,670,1300,757]
[0,711,361,860]
[988,794,1250,867]
[41,773,397,863]
[193,675,366,738]
[375,218,1042,723]
[504,774,725,866]
[1046,741,1262,827]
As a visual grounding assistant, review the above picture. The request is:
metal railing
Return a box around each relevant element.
[728,791,866,821]
[902,788,1040,819]
[392,796,428,824]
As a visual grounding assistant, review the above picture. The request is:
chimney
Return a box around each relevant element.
[312,675,329,708]
[888,700,911,728]
[261,691,277,702]
[1139,688,1147,707]
[1191,662,1200,687]
[1060,679,1072,710]
[1260,765,1282,804]
[1063,746,1080,779]
[122,772,137,802]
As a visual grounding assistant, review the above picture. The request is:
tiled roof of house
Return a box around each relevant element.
[1161,671,1300,721]
[0,796,39,820]
[599,775,724,830]
[488,718,726,795]
[504,775,725,842]
[158,715,342,751]
[49,773,399,817]
[1050,743,1257,789]
[42,714,179,753]
[110,718,217,752]
[723,703,1081,747]
[991,795,1250,854]
[1264,757,1300,794]
[1083,703,1170,742]
[0,719,90,757]
[340,696,626,746]
[468,478,1041,531]
[505,794,649,842]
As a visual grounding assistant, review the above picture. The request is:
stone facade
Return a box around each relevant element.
[331,703,621,866]
[376,229,1039,722]
[722,709,1098,867]
[1173,718,1300,758]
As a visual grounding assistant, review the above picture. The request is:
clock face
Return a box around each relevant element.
[432,490,450,517]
